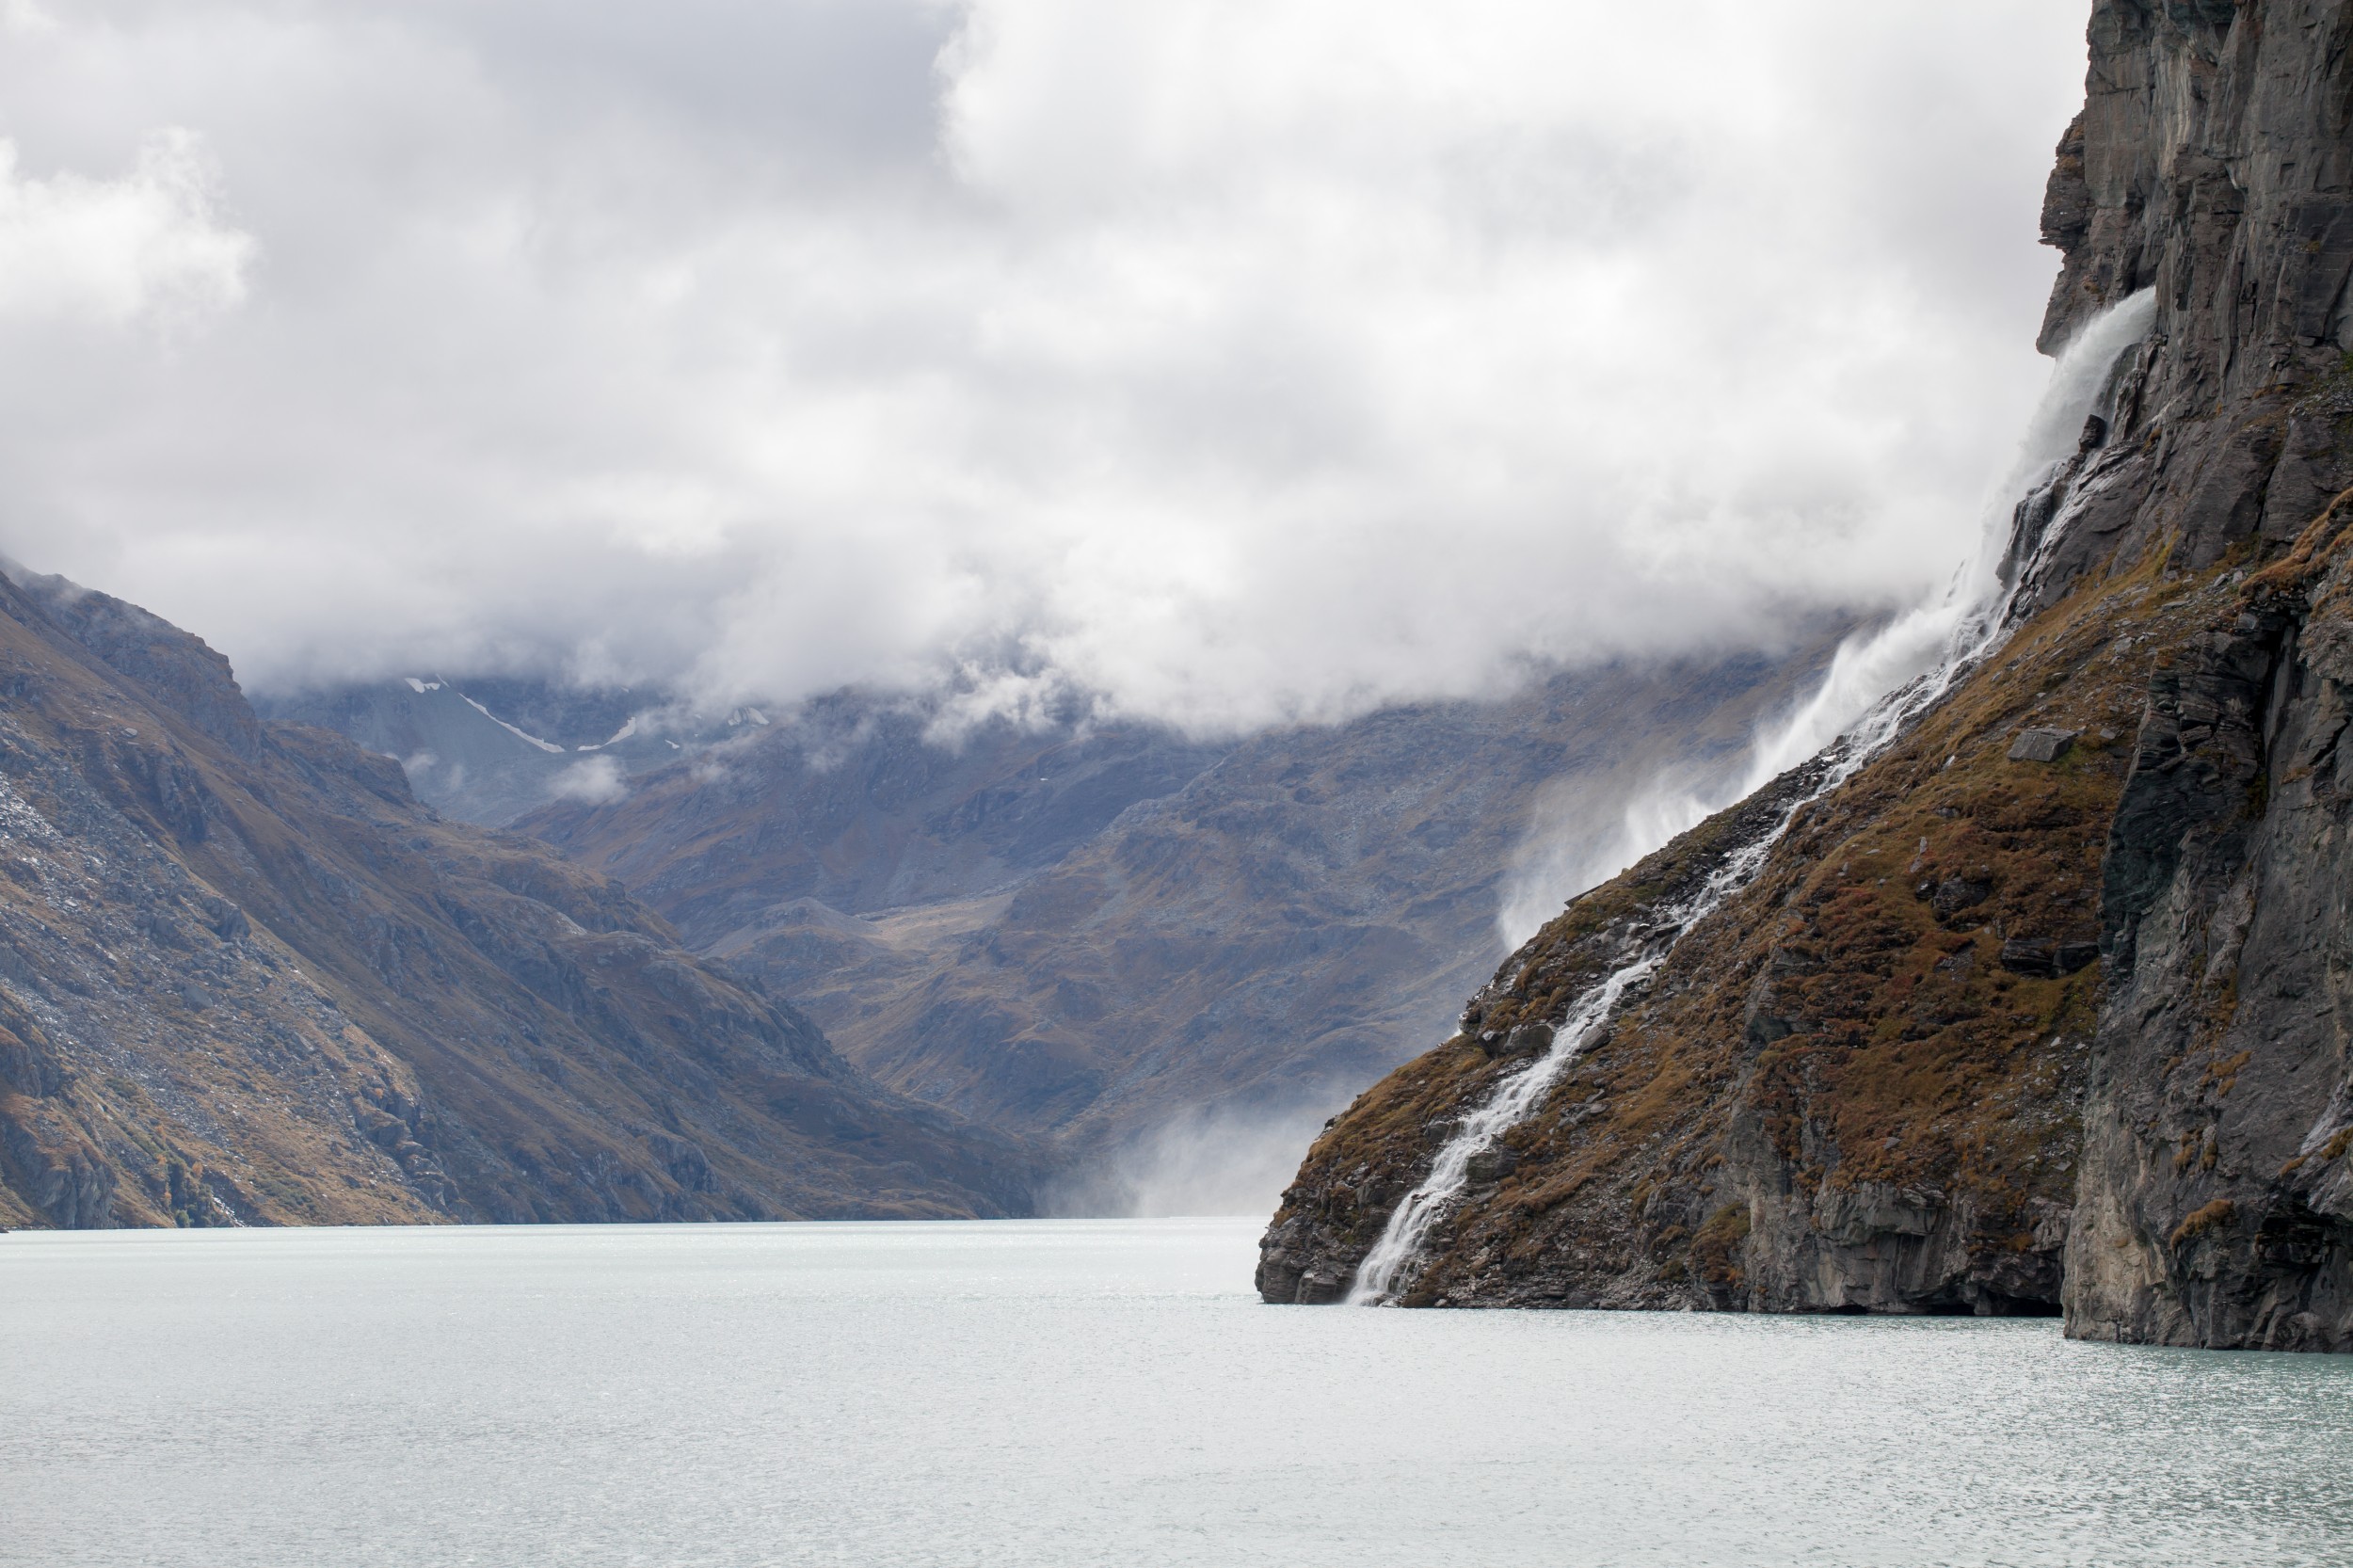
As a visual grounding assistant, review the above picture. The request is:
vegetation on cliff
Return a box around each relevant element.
[1264,557,2221,1312]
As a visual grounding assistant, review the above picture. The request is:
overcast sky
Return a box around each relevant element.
[0,0,2088,732]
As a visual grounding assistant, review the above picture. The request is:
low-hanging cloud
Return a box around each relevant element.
[548,754,629,805]
[0,0,2089,733]
[0,129,251,327]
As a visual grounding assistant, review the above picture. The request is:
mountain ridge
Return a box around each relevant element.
[0,568,1033,1229]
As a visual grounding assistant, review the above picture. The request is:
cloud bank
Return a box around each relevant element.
[0,0,2088,733]
[0,129,250,327]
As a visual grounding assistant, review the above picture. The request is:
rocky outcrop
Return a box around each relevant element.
[2065,506,2353,1349]
[2036,0,2353,1351]
[1262,0,2353,1348]
[0,569,1033,1229]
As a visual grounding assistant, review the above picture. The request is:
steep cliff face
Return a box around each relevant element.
[2065,490,2353,1347]
[1262,0,2353,1348]
[0,570,1032,1229]
[2035,0,2353,1351]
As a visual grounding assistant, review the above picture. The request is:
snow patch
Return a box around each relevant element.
[459,695,564,753]
[577,714,638,751]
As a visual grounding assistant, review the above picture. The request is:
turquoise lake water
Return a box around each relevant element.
[3,1217,2349,1566]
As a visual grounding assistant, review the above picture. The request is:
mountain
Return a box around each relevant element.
[1259,0,2353,1352]
[519,646,1846,1209]
[520,693,1237,942]
[0,569,1032,1229]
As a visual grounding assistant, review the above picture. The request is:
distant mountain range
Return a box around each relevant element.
[256,677,773,825]
[280,637,1846,1212]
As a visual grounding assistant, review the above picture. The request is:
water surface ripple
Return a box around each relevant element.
[3,1219,2348,1567]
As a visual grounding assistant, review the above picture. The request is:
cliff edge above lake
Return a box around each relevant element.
[1262,0,2353,1351]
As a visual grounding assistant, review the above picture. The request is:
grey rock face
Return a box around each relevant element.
[2037,0,2353,1350]
[2008,728,2079,763]
[2068,585,2353,1349]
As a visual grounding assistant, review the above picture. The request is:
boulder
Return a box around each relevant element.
[2007,728,2078,763]
[1465,1146,1518,1183]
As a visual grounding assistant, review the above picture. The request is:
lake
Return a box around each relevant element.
[3,1217,2349,1566]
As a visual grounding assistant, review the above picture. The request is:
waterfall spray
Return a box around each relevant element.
[1348,289,2158,1306]
[1739,288,2158,784]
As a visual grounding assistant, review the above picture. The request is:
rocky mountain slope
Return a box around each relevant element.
[0,570,1032,1229]
[1261,0,2353,1352]
[520,648,1843,1208]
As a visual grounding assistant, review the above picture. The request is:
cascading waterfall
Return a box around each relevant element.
[1347,289,2159,1306]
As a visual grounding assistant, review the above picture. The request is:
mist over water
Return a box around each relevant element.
[1063,1099,1352,1218]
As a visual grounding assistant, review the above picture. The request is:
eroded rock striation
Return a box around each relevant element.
[0,570,1032,1228]
[1262,0,2353,1349]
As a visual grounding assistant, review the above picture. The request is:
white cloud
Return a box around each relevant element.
[548,755,627,805]
[0,1,2089,732]
[1,2,58,39]
[0,130,253,327]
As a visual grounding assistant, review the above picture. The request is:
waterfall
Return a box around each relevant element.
[1347,289,2158,1306]
[1739,287,2159,788]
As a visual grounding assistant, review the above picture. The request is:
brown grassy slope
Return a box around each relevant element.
[1261,554,2233,1310]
